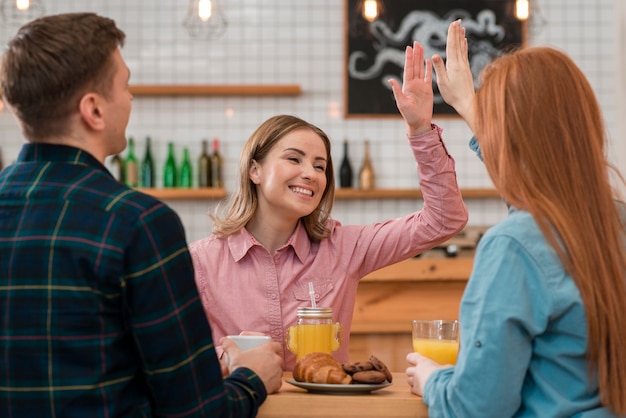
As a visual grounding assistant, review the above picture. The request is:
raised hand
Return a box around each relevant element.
[432,19,476,131]
[389,41,433,137]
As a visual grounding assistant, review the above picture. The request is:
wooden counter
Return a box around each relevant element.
[129,84,302,96]
[257,372,427,418]
[349,255,473,371]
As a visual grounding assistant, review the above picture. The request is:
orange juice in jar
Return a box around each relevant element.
[286,307,342,361]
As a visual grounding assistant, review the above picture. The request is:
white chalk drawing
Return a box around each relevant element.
[348,9,506,105]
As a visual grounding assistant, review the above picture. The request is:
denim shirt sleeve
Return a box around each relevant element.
[422,212,612,417]
[423,228,550,417]
[469,136,483,162]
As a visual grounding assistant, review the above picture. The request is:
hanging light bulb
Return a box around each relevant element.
[515,0,530,21]
[16,0,29,11]
[198,0,211,22]
[0,0,45,24]
[362,0,380,22]
[184,0,227,40]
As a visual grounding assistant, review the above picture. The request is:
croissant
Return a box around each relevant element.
[293,352,352,384]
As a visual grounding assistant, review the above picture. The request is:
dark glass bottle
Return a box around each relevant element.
[110,154,125,184]
[163,142,177,188]
[211,138,223,188]
[198,139,212,188]
[125,137,138,188]
[180,147,192,188]
[339,139,353,188]
[141,136,155,188]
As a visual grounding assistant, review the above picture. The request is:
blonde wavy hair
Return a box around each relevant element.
[475,47,626,414]
[212,115,335,241]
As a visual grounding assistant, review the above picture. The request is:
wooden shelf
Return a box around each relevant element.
[129,84,302,97]
[135,187,499,201]
[334,188,500,200]
[362,257,474,282]
[136,187,226,200]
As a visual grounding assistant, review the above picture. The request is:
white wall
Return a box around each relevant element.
[615,0,626,193]
[0,0,617,243]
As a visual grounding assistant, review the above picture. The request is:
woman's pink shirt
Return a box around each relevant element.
[189,125,468,370]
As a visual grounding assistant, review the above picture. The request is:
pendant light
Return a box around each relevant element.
[0,0,45,25]
[359,0,383,22]
[183,0,228,40]
[515,0,530,21]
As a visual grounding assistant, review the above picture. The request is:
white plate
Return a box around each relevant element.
[285,378,392,394]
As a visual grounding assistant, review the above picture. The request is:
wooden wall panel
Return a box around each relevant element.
[347,257,472,371]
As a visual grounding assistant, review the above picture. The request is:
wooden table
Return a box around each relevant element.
[257,372,428,418]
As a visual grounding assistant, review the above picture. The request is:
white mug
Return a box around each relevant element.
[225,335,272,351]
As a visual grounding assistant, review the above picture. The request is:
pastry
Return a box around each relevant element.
[293,352,352,384]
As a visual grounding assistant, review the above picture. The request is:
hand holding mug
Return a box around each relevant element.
[220,336,284,394]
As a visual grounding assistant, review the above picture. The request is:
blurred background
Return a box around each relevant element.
[0,0,623,243]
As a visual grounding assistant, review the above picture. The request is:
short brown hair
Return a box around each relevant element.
[0,13,125,140]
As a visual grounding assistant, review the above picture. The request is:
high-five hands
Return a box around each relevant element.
[389,41,434,137]
[432,19,477,132]
[390,21,477,135]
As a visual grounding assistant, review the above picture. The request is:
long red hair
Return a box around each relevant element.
[475,47,626,413]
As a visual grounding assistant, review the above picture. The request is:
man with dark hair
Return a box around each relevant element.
[0,13,282,417]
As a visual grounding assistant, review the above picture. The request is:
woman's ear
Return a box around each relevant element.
[249,159,261,185]
[78,93,105,131]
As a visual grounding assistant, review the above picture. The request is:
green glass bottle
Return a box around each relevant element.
[163,142,177,188]
[198,139,212,188]
[180,147,192,188]
[110,154,125,184]
[125,137,138,188]
[141,136,155,188]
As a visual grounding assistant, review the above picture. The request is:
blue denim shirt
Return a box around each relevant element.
[424,210,617,417]
[422,138,620,417]
[469,135,483,161]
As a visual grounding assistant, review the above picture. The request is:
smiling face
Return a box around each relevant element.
[249,128,328,224]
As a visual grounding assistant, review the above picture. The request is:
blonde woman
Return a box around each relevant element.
[190,41,468,370]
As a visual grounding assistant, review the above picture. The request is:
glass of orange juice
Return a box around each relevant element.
[412,319,459,365]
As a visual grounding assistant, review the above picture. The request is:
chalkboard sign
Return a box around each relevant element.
[345,0,525,117]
